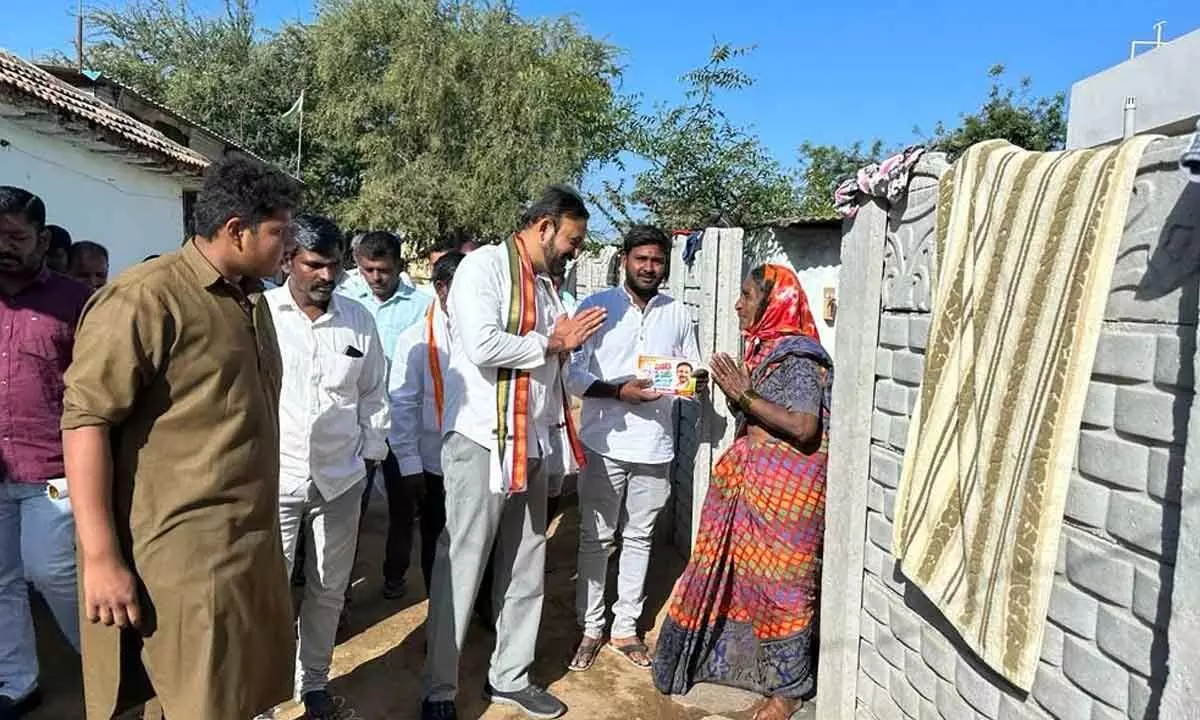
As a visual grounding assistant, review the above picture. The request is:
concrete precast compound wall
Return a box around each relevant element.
[819,139,1197,720]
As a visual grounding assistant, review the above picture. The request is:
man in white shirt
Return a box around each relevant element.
[387,250,466,595]
[565,225,703,672]
[265,215,390,720]
[337,231,432,602]
[420,186,605,720]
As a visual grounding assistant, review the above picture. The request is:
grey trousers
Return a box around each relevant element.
[575,451,671,639]
[422,432,549,702]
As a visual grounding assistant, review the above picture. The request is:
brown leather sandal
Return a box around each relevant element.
[567,635,604,672]
[608,638,653,668]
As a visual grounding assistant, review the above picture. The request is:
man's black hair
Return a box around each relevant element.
[622,224,671,256]
[192,156,301,238]
[354,230,403,264]
[0,186,46,230]
[293,215,344,259]
[677,361,694,371]
[432,250,466,287]
[46,225,72,253]
[519,184,589,230]
[431,234,472,255]
[69,240,109,264]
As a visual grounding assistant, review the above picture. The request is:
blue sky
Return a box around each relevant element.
[6,0,1200,165]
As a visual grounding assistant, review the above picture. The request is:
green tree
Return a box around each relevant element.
[616,43,800,231]
[792,67,1067,216]
[71,0,631,247]
[79,0,313,175]
[311,0,631,246]
[927,64,1067,158]
[794,139,886,217]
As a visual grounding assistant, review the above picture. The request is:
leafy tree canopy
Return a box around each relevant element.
[312,0,629,244]
[69,4,1068,239]
[76,0,629,249]
[604,43,801,232]
[793,66,1066,217]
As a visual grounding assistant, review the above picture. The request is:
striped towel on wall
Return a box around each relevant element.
[892,136,1158,690]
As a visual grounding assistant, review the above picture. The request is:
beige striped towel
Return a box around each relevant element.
[892,137,1157,690]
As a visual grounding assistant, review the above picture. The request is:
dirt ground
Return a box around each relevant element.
[27,495,812,720]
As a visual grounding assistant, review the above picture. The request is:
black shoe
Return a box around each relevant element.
[383,577,407,600]
[420,698,459,720]
[0,689,43,719]
[483,684,566,719]
[301,689,337,720]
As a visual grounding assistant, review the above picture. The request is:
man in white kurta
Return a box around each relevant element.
[266,215,390,720]
[419,186,605,720]
[387,250,465,594]
[566,225,702,671]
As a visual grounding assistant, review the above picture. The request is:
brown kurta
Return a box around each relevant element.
[62,241,295,720]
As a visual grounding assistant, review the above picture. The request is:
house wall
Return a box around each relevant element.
[573,244,620,302]
[745,225,842,357]
[849,139,1194,720]
[1067,26,1200,149]
[0,116,187,274]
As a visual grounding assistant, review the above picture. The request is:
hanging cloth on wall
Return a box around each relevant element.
[891,136,1159,690]
[681,230,703,265]
[834,145,926,217]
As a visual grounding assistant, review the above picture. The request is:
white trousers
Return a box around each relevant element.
[0,480,80,702]
[279,479,364,699]
[575,452,670,639]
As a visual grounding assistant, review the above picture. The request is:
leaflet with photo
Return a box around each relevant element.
[636,354,698,397]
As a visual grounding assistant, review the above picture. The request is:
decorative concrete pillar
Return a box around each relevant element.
[815,199,888,720]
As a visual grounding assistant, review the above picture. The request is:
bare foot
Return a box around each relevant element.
[753,695,800,720]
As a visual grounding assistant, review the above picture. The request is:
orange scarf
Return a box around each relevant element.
[425,303,445,431]
[496,237,586,493]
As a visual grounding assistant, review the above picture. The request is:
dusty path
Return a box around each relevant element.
[31,497,816,719]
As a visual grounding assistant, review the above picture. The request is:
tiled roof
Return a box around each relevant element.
[0,48,209,170]
[755,213,844,228]
[37,64,285,175]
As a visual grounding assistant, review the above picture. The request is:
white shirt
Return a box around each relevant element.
[567,286,701,465]
[443,244,565,470]
[267,284,391,500]
[388,303,450,476]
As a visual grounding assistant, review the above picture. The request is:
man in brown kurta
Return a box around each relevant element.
[61,156,301,720]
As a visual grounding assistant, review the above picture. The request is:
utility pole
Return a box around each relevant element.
[296,93,304,177]
[75,0,84,71]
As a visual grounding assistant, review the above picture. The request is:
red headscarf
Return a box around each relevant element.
[743,264,820,364]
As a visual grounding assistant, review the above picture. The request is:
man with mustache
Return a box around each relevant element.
[421,185,605,720]
[0,187,88,718]
[262,215,389,720]
[565,225,703,672]
[338,230,432,602]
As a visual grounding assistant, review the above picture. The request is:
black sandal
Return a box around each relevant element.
[567,635,604,672]
[608,639,653,668]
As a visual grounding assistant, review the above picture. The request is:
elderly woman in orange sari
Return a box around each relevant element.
[653,264,831,720]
